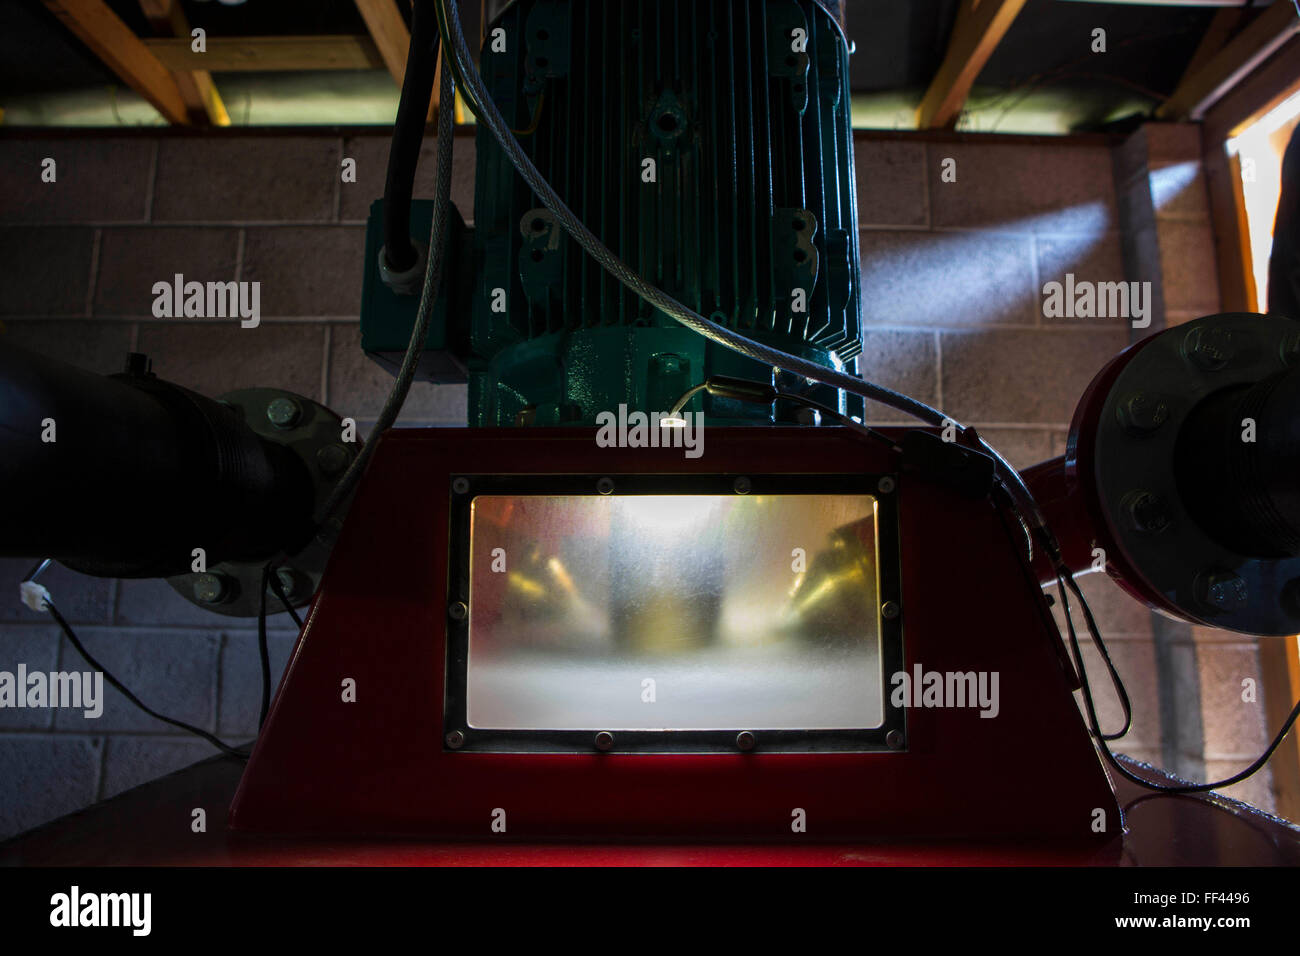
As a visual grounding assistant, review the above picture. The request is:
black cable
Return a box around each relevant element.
[667,377,899,450]
[440,0,1299,798]
[382,0,440,274]
[267,569,305,630]
[431,0,1046,540]
[318,44,456,528]
[22,558,50,583]
[1056,562,1300,795]
[257,563,272,730]
[255,562,305,730]
[775,390,901,451]
[1055,573,1132,742]
[44,600,247,760]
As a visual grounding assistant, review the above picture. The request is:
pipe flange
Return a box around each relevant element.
[164,387,359,618]
[1088,312,1300,635]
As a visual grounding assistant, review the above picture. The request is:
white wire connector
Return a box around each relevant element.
[20,580,51,613]
[377,241,429,296]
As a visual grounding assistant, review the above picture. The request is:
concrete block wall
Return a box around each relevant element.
[854,132,1174,777]
[1113,122,1276,811]
[0,127,1276,838]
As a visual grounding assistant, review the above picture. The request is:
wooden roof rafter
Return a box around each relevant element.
[916,0,1029,130]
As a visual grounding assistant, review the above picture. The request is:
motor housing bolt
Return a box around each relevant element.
[266,397,301,429]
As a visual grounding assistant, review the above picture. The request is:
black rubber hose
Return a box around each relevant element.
[382,0,439,274]
[0,343,316,577]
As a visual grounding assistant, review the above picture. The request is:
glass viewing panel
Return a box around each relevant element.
[466,493,882,731]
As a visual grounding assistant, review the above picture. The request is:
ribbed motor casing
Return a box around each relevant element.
[463,0,864,425]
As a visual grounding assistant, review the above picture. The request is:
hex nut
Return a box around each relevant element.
[266,397,302,429]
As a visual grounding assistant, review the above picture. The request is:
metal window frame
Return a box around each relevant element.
[442,472,906,754]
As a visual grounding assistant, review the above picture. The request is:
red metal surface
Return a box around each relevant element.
[229,426,1118,844]
[1023,455,1097,583]
[4,751,1298,865]
[1032,334,1194,620]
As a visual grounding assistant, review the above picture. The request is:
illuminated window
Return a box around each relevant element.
[462,490,887,734]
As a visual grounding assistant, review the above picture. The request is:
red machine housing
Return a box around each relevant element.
[231,426,1119,846]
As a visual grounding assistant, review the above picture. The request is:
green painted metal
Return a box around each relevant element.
[361,0,864,427]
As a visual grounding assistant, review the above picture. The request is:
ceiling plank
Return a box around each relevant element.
[916,0,1029,130]
[42,0,190,125]
[1204,35,1300,143]
[353,0,409,87]
[137,0,228,126]
[1157,0,1300,122]
[352,1,444,123]
[144,36,386,72]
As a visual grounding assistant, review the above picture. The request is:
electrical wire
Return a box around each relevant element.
[1055,572,1132,742]
[256,562,304,729]
[431,0,1045,539]
[437,0,1300,797]
[257,563,272,729]
[667,377,898,448]
[24,561,249,756]
[45,599,247,760]
[318,38,457,527]
[1055,560,1300,794]
[268,571,305,630]
[511,90,546,135]
[382,0,440,273]
[959,12,1204,131]
[775,391,902,451]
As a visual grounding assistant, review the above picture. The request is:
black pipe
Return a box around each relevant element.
[382,0,440,274]
[1175,366,1300,560]
[0,343,317,578]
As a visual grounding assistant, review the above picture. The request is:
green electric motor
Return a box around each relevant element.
[361,0,864,427]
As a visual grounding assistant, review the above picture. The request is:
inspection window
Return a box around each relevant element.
[442,474,906,754]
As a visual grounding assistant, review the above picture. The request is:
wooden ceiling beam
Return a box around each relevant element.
[353,0,410,87]
[42,0,190,125]
[143,35,385,72]
[916,0,1029,130]
[137,0,228,126]
[353,0,445,123]
[1157,0,1300,122]
[1179,6,1247,85]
